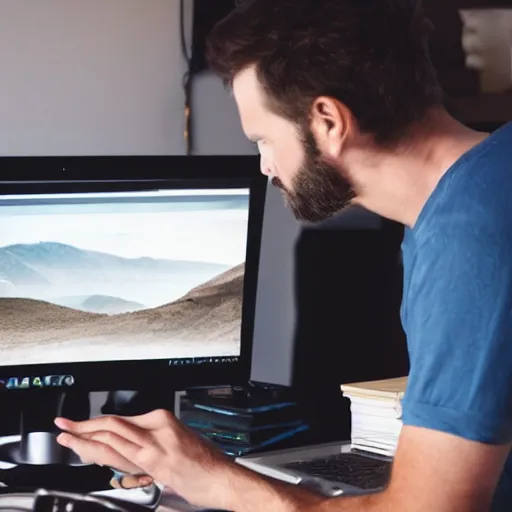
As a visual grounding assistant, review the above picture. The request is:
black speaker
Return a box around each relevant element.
[190,0,237,75]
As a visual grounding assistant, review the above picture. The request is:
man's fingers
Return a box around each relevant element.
[55,415,149,447]
[56,432,143,475]
[56,409,176,435]
[111,474,154,490]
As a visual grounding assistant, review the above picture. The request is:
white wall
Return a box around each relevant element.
[0,0,186,155]
[0,0,300,385]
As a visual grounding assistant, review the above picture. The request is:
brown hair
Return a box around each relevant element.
[206,0,443,146]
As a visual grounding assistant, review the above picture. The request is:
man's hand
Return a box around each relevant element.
[55,409,240,508]
[54,409,321,511]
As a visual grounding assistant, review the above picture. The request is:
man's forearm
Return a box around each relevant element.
[222,464,322,512]
[314,493,388,512]
[223,463,387,512]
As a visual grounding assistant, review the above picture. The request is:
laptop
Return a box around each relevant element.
[236,441,392,497]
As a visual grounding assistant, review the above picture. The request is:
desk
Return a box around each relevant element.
[156,490,232,512]
[156,492,201,512]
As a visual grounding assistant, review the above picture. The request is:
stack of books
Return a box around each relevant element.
[340,376,407,457]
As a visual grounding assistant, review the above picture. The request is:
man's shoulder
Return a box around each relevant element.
[414,125,512,249]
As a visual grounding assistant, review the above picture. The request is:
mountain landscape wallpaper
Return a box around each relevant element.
[0,189,250,365]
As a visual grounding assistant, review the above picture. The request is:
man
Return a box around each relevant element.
[54,0,512,510]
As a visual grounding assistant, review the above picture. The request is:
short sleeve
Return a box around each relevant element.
[401,221,512,444]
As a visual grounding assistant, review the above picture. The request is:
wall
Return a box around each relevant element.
[0,0,300,386]
[0,0,186,156]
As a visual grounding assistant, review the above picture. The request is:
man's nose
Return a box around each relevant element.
[260,159,273,177]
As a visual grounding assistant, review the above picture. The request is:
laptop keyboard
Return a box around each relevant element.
[281,453,391,490]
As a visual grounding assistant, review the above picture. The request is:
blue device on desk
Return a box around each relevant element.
[0,155,266,511]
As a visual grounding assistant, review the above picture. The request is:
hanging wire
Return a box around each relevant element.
[180,0,193,155]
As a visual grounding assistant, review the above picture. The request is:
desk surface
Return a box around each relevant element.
[156,491,206,512]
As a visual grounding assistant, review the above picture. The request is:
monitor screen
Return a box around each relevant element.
[0,155,265,392]
[0,188,249,366]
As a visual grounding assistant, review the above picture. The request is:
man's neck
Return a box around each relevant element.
[347,109,489,227]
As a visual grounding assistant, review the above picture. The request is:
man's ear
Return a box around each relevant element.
[309,97,351,158]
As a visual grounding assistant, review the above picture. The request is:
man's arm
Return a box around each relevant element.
[226,425,510,512]
[55,408,509,512]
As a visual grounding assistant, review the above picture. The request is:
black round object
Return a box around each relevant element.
[0,488,150,512]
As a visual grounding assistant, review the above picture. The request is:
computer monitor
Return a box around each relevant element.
[0,155,266,473]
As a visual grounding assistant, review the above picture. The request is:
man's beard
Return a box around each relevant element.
[272,131,355,223]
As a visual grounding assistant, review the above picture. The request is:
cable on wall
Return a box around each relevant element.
[180,0,193,155]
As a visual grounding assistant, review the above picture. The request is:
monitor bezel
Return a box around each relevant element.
[0,155,266,393]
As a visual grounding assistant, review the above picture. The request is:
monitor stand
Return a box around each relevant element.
[0,388,174,496]
[0,389,89,466]
[0,389,117,493]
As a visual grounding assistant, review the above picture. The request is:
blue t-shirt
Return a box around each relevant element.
[400,121,512,511]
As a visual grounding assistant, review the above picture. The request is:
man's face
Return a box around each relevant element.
[233,67,354,222]
[277,129,355,222]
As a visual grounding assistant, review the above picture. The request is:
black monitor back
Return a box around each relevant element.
[292,218,409,442]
